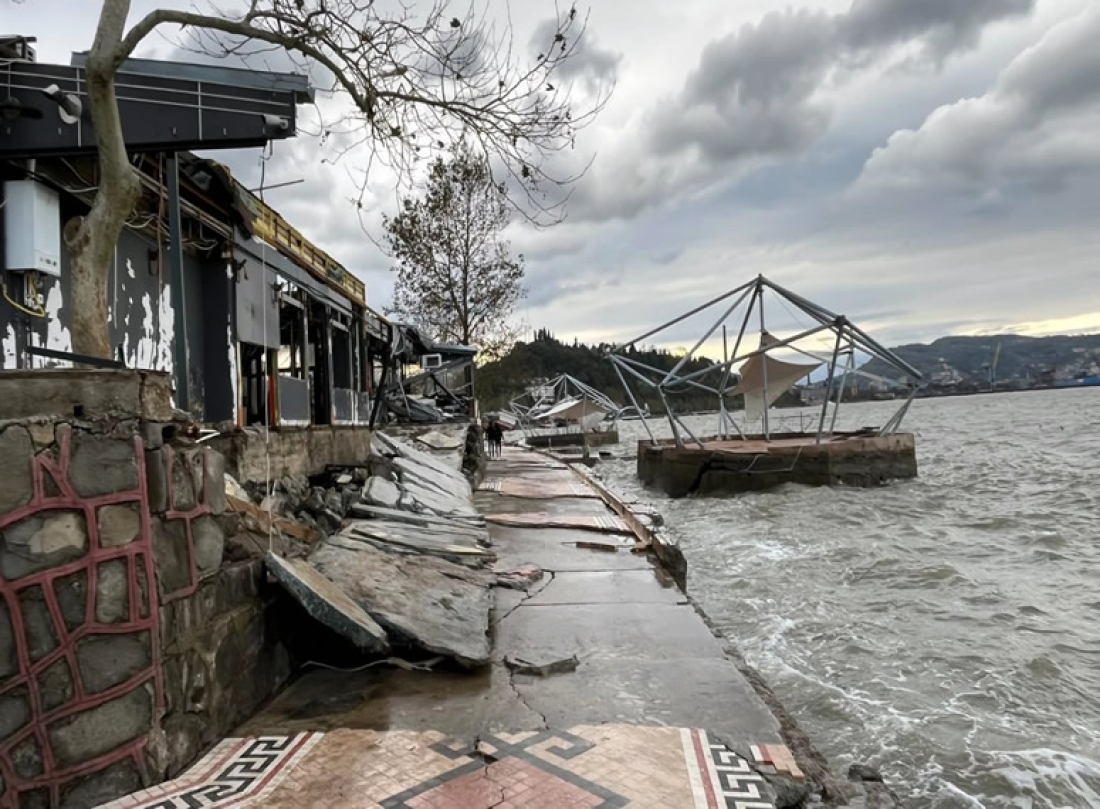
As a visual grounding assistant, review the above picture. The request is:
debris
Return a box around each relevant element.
[415,430,464,451]
[576,540,620,553]
[266,553,390,654]
[311,537,492,667]
[362,477,401,509]
[224,474,249,502]
[493,564,544,590]
[504,653,579,677]
[226,494,319,544]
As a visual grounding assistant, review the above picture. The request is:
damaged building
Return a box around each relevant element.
[0,35,475,435]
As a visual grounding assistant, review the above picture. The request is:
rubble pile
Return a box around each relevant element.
[261,426,496,667]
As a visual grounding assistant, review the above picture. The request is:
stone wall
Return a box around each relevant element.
[208,425,374,484]
[0,371,290,807]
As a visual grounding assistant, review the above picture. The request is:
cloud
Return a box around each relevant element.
[566,0,1035,224]
[857,4,1100,194]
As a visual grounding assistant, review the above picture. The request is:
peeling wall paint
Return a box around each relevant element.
[228,324,239,425]
[2,324,16,368]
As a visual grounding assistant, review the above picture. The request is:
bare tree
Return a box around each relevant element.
[384,142,524,358]
[67,0,607,357]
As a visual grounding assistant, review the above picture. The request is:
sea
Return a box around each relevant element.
[595,388,1100,808]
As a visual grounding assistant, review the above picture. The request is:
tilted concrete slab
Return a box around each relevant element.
[265,553,389,654]
[311,538,492,668]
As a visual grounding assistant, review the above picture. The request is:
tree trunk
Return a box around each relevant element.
[65,0,141,359]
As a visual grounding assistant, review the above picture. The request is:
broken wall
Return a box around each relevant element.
[0,370,289,807]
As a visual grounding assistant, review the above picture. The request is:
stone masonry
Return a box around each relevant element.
[0,371,290,808]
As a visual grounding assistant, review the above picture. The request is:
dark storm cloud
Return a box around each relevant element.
[649,0,1035,165]
[859,4,1100,194]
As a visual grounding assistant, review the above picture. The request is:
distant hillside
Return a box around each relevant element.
[863,334,1100,385]
[476,330,722,413]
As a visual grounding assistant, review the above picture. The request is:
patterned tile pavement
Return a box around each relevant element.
[99,725,796,808]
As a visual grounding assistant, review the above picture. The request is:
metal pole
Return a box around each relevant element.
[829,344,855,436]
[610,277,757,352]
[816,328,845,444]
[660,286,753,385]
[759,292,770,440]
[166,153,190,411]
[720,324,729,438]
[612,360,656,444]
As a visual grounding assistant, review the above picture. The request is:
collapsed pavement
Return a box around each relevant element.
[259,425,501,668]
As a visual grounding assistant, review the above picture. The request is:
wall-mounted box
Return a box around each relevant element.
[3,180,61,276]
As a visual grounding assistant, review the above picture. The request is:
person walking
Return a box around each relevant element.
[486,419,504,459]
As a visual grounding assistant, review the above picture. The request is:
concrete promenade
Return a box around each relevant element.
[101,447,803,808]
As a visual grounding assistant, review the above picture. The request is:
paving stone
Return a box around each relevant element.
[192,516,225,579]
[0,510,88,580]
[76,632,151,694]
[69,432,139,498]
[95,559,130,624]
[48,685,153,767]
[0,600,16,680]
[0,425,33,514]
[52,570,87,632]
[11,735,43,779]
[38,657,75,712]
[0,687,30,740]
[152,517,192,595]
[59,756,142,808]
[19,585,58,661]
[97,504,142,548]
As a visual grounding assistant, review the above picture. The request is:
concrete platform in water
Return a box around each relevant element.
[638,431,917,497]
[523,428,619,449]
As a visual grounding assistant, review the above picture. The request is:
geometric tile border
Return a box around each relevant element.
[96,733,322,808]
[97,727,786,808]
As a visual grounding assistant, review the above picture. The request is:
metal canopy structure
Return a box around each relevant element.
[508,374,622,432]
[0,49,311,158]
[608,275,922,448]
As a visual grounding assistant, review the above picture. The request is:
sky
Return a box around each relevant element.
[8,0,1100,354]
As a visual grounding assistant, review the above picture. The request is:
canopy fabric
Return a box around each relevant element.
[533,397,610,425]
[733,353,821,421]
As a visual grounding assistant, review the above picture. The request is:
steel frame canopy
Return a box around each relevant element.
[508,373,622,432]
[607,275,922,448]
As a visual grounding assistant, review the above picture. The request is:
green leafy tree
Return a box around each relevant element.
[384,144,526,358]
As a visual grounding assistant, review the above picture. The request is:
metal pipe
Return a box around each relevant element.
[610,277,757,352]
[166,153,190,412]
[660,286,753,385]
[612,361,656,444]
[759,292,770,440]
[829,345,856,436]
[816,328,845,443]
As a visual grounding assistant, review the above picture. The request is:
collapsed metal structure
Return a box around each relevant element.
[608,275,922,448]
[508,373,622,432]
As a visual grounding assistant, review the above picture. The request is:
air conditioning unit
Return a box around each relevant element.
[3,181,61,276]
[421,353,443,370]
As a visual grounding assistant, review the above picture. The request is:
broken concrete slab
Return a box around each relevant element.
[415,430,464,451]
[504,653,579,677]
[265,553,389,654]
[493,565,544,591]
[347,505,489,545]
[373,432,469,484]
[340,523,495,565]
[309,538,491,667]
[362,477,401,509]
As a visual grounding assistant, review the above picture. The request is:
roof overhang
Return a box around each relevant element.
[0,52,310,158]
